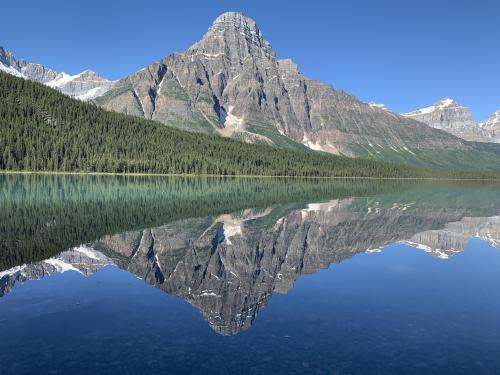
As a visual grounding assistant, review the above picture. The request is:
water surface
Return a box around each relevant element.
[0,175,499,374]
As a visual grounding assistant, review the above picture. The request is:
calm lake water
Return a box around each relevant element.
[0,175,499,374]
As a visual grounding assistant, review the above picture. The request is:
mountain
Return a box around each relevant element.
[480,110,500,140]
[2,71,437,177]
[45,70,115,100]
[0,47,57,82]
[95,12,495,167]
[402,98,500,143]
[0,47,115,100]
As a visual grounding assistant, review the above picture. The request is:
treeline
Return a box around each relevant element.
[0,72,498,179]
[0,73,440,178]
[2,174,500,270]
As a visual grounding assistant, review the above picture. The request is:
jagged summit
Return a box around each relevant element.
[189,12,274,60]
[481,110,500,128]
[210,12,261,39]
[212,11,258,29]
[0,47,17,67]
[436,97,458,106]
[400,97,500,142]
[480,110,500,141]
[402,97,464,117]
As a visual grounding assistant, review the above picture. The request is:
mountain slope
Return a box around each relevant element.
[402,98,500,143]
[1,71,446,177]
[0,47,115,100]
[95,12,493,167]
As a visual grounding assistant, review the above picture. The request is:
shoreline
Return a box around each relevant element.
[1,170,499,181]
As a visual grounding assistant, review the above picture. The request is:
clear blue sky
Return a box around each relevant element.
[2,0,498,120]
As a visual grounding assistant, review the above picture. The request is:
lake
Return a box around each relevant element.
[0,175,499,374]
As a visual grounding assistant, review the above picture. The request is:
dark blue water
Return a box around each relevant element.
[1,241,499,374]
[1,176,500,374]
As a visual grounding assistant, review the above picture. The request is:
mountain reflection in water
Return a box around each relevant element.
[1,175,499,336]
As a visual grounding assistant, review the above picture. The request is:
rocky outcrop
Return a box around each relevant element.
[0,47,115,100]
[402,98,500,143]
[95,12,470,157]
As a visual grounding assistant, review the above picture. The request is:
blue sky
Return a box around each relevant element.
[3,0,498,120]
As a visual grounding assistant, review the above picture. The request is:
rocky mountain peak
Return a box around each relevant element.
[0,47,17,67]
[400,97,500,142]
[480,110,500,140]
[212,11,258,30]
[95,13,478,160]
[75,69,108,82]
[481,110,500,128]
[189,12,275,60]
[437,97,456,105]
[435,97,461,108]
[402,97,465,117]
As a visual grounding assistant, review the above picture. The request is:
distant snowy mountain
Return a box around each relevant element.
[0,47,115,100]
[480,110,500,141]
[45,70,116,100]
[402,98,499,143]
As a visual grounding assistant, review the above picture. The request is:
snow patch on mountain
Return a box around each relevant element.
[480,110,500,128]
[368,102,389,111]
[402,98,461,117]
[0,61,24,77]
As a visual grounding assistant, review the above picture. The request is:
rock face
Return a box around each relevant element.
[1,47,57,81]
[402,98,500,143]
[480,110,500,141]
[0,47,115,100]
[95,12,470,157]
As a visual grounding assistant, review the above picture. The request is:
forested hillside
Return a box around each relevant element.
[0,72,497,179]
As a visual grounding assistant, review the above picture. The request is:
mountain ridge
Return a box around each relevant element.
[402,98,500,143]
[0,47,115,100]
